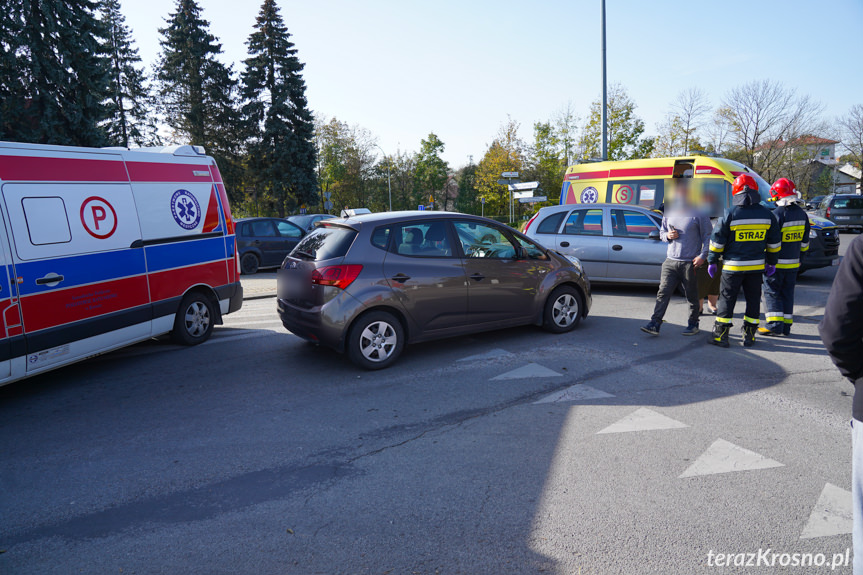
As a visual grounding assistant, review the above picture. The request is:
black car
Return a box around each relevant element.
[236,217,305,274]
[805,195,826,211]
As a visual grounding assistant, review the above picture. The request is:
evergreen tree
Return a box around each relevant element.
[99,0,158,147]
[241,0,317,217]
[155,0,241,189]
[1,0,110,145]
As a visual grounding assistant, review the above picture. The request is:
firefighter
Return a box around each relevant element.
[706,174,782,348]
[759,178,810,337]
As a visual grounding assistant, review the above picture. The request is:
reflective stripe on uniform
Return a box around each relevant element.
[766,315,785,323]
[730,219,772,227]
[782,220,807,228]
[709,240,725,252]
[743,316,760,325]
[783,317,794,324]
[801,243,810,252]
[715,316,733,324]
[766,242,781,253]
[776,262,801,269]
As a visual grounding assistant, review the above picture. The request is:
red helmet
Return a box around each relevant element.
[770,177,797,200]
[732,174,758,196]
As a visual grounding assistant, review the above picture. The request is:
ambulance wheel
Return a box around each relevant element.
[241,253,259,275]
[543,285,583,333]
[172,292,215,346]
[347,310,404,370]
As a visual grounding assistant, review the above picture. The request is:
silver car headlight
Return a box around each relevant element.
[563,254,584,275]
[809,229,818,238]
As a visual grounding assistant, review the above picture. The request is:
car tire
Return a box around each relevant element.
[241,253,259,275]
[347,311,405,370]
[543,285,583,333]
[172,292,215,346]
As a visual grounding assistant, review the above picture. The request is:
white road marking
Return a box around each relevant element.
[597,407,689,434]
[492,363,563,381]
[800,483,853,539]
[458,348,514,362]
[534,384,614,404]
[679,439,784,478]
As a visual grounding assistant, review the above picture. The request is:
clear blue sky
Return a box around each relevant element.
[121,0,863,167]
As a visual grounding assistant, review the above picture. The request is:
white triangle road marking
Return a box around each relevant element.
[534,384,614,404]
[597,407,689,434]
[679,439,784,478]
[800,483,853,539]
[492,363,562,381]
[458,348,514,362]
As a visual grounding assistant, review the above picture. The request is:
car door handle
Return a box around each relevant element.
[36,273,64,286]
[612,244,623,251]
[469,273,485,281]
[390,273,410,283]
[560,241,570,248]
[254,240,262,245]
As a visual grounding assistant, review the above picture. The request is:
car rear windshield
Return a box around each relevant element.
[290,225,357,261]
[832,197,863,210]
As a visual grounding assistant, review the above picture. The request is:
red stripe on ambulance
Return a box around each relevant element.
[148,260,230,304]
[565,170,609,181]
[20,276,150,333]
[0,156,128,182]
[126,161,214,182]
[608,167,673,178]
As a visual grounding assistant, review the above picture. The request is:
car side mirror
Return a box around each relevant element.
[515,246,528,260]
[648,230,661,241]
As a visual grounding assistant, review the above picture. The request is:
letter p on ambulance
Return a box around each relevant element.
[91,205,107,230]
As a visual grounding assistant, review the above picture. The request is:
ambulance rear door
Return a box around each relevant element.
[0,210,23,382]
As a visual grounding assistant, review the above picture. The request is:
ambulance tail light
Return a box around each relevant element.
[523,213,539,234]
[311,265,363,290]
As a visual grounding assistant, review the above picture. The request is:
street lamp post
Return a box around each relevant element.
[375,144,393,212]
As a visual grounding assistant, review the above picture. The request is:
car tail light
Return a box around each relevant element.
[523,213,539,234]
[311,265,363,289]
[825,206,831,219]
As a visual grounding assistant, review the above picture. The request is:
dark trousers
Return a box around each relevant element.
[651,259,700,325]
[716,271,762,326]
[763,269,798,330]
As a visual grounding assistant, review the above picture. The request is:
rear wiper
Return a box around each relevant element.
[293,249,316,260]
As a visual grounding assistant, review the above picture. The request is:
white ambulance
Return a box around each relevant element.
[0,141,243,386]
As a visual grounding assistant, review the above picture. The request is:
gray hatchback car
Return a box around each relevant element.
[277,211,591,369]
[818,194,863,232]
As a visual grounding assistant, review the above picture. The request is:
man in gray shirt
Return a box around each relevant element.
[641,180,712,336]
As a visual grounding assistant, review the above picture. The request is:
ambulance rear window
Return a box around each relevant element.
[22,197,72,245]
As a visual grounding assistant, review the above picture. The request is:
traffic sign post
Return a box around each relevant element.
[500,171,521,223]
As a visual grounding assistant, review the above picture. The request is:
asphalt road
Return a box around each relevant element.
[0,235,858,574]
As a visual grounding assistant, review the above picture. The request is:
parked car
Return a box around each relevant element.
[525,203,666,285]
[277,211,591,369]
[799,214,840,273]
[286,213,336,231]
[237,217,305,274]
[805,195,826,211]
[818,194,863,232]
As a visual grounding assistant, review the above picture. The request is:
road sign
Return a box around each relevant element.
[299,207,307,215]
[418,205,425,211]
[518,196,547,203]
[501,171,519,178]
[509,181,540,191]
[480,197,486,204]
[324,201,333,210]
[324,192,332,200]
[498,179,521,186]
[512,191,533,199]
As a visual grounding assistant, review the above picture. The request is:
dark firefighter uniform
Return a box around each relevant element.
[707,174,782,347]
[760,178,810,336]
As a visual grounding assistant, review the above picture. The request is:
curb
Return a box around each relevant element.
[244,293,277,301]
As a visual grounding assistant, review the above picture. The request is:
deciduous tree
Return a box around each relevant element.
[414,133,449,209]
[578,84,653,161]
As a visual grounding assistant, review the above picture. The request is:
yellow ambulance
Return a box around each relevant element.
[557,155,839,271]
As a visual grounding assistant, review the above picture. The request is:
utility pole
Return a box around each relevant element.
[375,144,393,211]
[601,0,608,161]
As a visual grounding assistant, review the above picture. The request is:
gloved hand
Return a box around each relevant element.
[707,263,718,278]
[764,264,776,277]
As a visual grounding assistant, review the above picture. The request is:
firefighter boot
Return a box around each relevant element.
[709,322,730,348]
[742,322,758,348]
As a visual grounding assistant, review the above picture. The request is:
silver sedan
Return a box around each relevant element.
[524,203,667,285]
